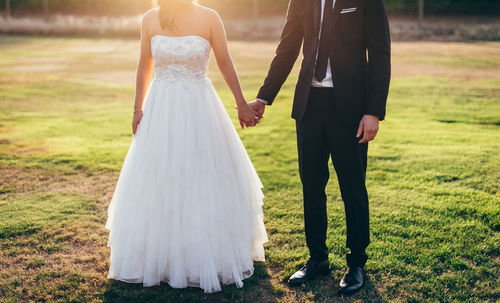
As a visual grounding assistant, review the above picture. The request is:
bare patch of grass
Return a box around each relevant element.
[1,219,111,301]
[0,166,117,201]
[392,63,500,79]
[0,165,116,301]
[392,42,500,79]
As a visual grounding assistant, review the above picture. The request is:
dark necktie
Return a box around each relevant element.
[315,0,334,82]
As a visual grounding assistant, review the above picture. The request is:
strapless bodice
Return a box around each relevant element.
[151,35,211,83]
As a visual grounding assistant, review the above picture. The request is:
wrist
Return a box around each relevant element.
[364,114,379,120]
[134,108,143,113]
[236,99,247,107]
[256,98,268,105]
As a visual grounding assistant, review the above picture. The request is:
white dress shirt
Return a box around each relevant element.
[311,0,336,88]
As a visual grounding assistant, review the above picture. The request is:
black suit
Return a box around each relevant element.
[258,0,390,126]
[257,0,391,266]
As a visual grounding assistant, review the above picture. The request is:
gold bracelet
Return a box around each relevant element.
[134,108,143,113]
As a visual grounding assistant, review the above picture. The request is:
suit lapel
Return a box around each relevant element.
[329,0,343,32]
[313,0,343,39]
[312,0,321,37]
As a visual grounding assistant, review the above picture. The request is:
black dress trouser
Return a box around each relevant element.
[296,87,369,267]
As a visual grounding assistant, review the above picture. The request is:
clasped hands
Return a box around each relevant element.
[235,100,266,129]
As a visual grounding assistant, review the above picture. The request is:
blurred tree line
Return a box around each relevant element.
[1,0,499,16]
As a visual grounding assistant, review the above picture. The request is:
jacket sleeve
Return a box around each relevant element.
[256,0,304,105]
[364,0,391,120]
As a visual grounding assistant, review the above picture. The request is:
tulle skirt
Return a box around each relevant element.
[105,77,268,293]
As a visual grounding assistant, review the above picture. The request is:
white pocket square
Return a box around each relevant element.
[341,7,357,14]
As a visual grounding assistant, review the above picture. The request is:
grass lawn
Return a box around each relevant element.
[0,36,499,302]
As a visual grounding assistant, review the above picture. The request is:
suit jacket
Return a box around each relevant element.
[257,0,391,126]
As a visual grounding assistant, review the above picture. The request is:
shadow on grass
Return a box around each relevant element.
[102,262,281,303]
[436,119,500,126]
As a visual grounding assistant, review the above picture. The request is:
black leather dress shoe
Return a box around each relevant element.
[288,258,330,286]
[337,266,364,295]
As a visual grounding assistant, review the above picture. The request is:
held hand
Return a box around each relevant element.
[357,114,380,144]
[237,102,259,129]
[132,111,143,135]
[248,100,266,119]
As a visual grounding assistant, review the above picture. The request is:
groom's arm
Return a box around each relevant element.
[364,0,391,121]
[256,0,303,105]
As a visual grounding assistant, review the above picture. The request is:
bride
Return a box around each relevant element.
[105,0,268,294]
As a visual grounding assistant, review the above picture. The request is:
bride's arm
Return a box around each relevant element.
[132,11,155,134]
[208,11,258,128]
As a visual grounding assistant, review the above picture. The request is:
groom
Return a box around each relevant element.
[249,0,391,295]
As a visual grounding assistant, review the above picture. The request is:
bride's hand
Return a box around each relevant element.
[237,102,259,129]
[132,110,143,135]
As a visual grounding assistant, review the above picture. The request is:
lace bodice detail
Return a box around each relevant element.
[151,35,211,83]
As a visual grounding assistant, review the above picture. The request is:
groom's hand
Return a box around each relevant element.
[357,114,380,143]
[236,102,260,129]
[248,100,266,119]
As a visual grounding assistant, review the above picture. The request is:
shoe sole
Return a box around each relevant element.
[288,267,331,286]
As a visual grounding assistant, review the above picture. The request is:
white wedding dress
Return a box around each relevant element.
[105,35,268,293]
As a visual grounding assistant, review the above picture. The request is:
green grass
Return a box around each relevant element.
[0,36,499,302]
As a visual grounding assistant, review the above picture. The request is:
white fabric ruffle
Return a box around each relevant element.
[105,78,268,293]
